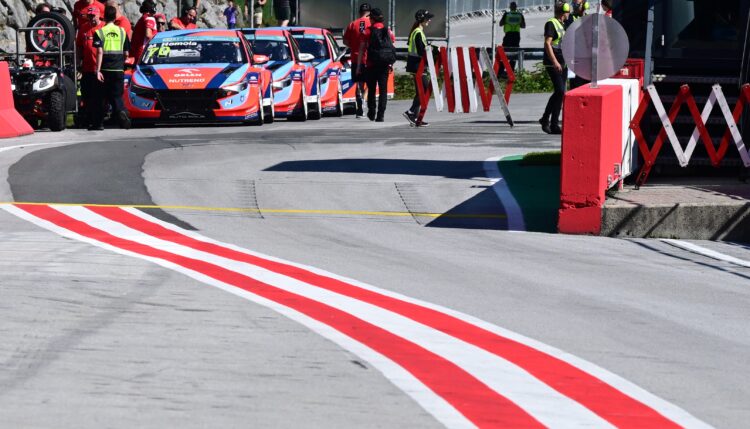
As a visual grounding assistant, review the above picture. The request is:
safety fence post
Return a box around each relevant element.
[0,62,34,139]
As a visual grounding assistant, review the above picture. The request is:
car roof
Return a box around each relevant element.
[239,28,288,37]
[152,29,241,42]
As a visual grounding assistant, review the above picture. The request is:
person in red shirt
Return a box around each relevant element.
[75,7,104,129]
[343,3,371,117]
[73,0,105,30]
[169,7,198,30]
[105,0,132,40]
[130,0,158,63]
[362,8,395,122]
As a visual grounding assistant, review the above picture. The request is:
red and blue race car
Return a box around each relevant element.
[288,27,349,116]
[241,28,321,120]
[124,29,274,125]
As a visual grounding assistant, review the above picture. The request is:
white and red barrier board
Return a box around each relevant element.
[0,62,34,139]
[559,84,624,235]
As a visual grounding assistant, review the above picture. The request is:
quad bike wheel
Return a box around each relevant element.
[47,90,67,131]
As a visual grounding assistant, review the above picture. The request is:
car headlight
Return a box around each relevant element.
[217,81,248,98]
[130,83,157,99]
[32,74,56,92]
[272,77,292,91]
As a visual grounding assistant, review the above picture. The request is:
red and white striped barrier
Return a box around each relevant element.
[414,46,515,126]
[631,83,750,186]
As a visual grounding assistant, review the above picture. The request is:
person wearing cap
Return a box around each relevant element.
[343,3,371,117]
[362,8,395,122]
[498,2,525,77]
[131,0,158,63]
[92,5,131,130]
[540,1,570,135]
[566,0,589,27]
[76,6,104,129]
[73,0,105,30]
[403,8,434,127]
[565,0,590,89]
[154,13,168,33]
[170,7,198,30]
[245,0,266,28]
[106,0,132,40]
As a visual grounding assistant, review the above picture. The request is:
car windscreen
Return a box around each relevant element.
[246,37,292,62]
[141,39,246,65]
[293,36,329,61]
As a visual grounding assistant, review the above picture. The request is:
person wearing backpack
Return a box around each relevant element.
[404,9,433,127]
[363,8,396,122]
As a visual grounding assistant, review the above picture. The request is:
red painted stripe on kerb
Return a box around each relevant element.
[88,205,683,429]
[18,204,543,428]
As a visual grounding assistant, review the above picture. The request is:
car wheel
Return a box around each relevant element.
[333,83,344,118]
[250,87,264,126]
[308,82,322,120]
[47,90,66,131]
[295,83,308,122]
[264,100,275,124]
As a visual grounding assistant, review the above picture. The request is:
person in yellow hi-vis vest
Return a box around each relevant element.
[539,2,570,135]
[498,1,525,78]
[92,5,131,130]
[404,8,434,128]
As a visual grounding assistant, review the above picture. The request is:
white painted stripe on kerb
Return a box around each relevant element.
[484,156,526,231]
[122,206,713,429]
[1,204,474,429]
[56,205,615,429]
[662,239,750,269]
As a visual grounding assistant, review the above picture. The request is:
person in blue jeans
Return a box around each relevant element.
[224,0,239,29]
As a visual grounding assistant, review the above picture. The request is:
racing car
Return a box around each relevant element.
[124,29,274,126]
[288,27,348,117]
[290,27,395,116]
[240,28,321,120]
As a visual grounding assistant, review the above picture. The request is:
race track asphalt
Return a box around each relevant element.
[0,97,749,428]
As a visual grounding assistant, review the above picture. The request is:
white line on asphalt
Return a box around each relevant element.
[484,156,526,231]
[662,239,750,269]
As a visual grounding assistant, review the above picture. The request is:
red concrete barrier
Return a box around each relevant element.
[0,62,34,139]
[558,85,623,234]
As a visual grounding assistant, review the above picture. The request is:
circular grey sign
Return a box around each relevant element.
[561,13,630,81]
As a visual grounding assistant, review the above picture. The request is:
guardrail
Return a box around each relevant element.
[450,0,549,19]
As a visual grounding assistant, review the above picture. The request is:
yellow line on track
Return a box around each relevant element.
[0,202,507,220]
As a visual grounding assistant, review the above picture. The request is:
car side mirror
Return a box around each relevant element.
[298,53,315,63]
[253,54,270,64]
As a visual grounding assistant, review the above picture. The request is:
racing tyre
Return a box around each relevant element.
[250,88,264,126]
[264,101,274,124]
[307,82,322,120]
[332,84,344,117]
[293,83,308,122]
[47,90,66,132]
[26,12,75,53]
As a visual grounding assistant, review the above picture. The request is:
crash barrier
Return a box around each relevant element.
[0,62,34,139]
[414,45,515,126]
[558,79,641,235]
[631,83,750,187]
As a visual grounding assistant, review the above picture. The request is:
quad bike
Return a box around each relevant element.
[8,11,77,131]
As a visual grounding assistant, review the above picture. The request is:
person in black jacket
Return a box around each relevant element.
[363,8,395,122]
[403,9,433,127]
[539,2,570,134]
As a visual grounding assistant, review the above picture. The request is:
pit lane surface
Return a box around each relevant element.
[1,98,749,428]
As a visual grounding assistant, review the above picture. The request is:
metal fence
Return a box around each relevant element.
[449,0,551,16]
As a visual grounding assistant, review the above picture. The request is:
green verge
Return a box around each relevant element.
[497,152,560,233]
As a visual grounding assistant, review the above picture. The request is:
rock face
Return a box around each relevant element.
[0,0,236,53]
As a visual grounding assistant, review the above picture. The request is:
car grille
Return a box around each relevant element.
[156,90,219,120]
